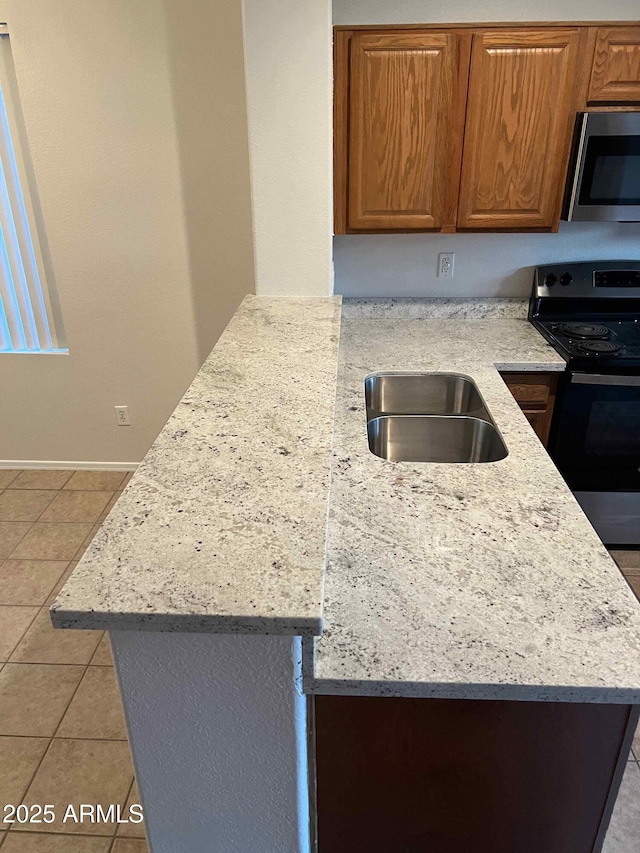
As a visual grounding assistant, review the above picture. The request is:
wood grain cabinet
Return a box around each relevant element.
[588,26,640,104]
[335,22,640,234]
[457,29,582,230]
[339,31,469,231]
[500,371,558,446]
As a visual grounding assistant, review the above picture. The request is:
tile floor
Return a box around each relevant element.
[0,469,148,852]
[0,469,639,851]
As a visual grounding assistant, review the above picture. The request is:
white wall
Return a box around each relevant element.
[335,224,640,297]
[0,0,254,465]
[333,0,640,297]
[112,630,310,853]
[242,0,333,296]
[334,0,640,25]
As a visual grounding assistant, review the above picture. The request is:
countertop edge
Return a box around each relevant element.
[50,607,323,636]
[304,677,640,704]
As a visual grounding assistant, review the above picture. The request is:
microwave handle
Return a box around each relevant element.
[565,113,589,222]
[571,373,640,387]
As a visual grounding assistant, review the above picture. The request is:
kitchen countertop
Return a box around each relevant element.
[307,312,640,702]
[51,295,341,634]
[51,296,640,703]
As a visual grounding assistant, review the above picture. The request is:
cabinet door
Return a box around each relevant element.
[458,29,582,230]
[588,27,640,105]
[348,32,466,231]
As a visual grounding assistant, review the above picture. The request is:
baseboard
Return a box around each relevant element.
[0,460,139,471]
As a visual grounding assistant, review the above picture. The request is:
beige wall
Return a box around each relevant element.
[0,0,254,465]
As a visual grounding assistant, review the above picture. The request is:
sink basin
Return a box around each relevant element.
[367,415,508,463]
[365,372,487,420]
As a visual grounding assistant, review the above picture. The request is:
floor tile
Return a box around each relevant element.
[58,666,127,740]
[611,550,640,570]
[1,833,112,851]
[10,608,101,665]
[0,491,57,522]
[0,523,32,560]
[111,840,148,852]
[72,525,101,561]
[0,664,84,737]
[10,524,93,561]
[0,561,69,606]
[64,471,126,491]
[0,606,39,660]
[11,472,73,491]
[39,492,113,524]
[97,492,122,524]
[603,760,640,852]
[625,576,640,601]
[90,634,113,666]
[120,472,135,488]
[0,470,21,489]
[46,564,78,606]
[0,736,49,804]
[20,739,134,835]
[117,783,146,839]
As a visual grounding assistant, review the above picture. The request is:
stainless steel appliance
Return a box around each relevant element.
[563,112,640,222]
[530,260,640,545]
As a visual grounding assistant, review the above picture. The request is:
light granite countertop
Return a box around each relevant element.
[306,313,640,702]
[51,295,341,634]
[51,296,640,703]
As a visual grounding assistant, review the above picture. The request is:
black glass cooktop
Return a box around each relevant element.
[533,316,640,368]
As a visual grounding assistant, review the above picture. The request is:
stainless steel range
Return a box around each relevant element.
[529,260,640,545]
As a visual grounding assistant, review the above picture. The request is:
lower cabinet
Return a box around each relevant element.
[313,695,635,853]
[500,371,558,445]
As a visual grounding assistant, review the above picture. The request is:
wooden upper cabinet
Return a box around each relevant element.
[457,29,582,230]
[588,26,640,104]
[345,32,468,231]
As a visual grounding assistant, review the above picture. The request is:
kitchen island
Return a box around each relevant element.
[51,296,640,853]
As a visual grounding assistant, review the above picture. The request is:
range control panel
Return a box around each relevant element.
[534,261,640,298]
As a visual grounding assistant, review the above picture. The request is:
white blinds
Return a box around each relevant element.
[0,30,66,352]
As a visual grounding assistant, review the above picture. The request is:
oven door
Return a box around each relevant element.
[564,112,640,222]
[550,372,640,491]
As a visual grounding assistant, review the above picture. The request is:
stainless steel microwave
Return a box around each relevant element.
[563,112,640,222]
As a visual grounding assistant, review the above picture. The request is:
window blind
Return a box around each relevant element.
[0,28,66,353]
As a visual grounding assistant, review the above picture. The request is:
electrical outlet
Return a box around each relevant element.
[438,252,455,278]
[115,405,131,426]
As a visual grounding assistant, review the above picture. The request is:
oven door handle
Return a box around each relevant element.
[571,373,640,387]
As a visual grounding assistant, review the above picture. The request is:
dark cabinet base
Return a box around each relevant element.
[314,695,636,853]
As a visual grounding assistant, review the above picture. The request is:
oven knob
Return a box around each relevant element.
[560,273,573,287]
[544,273,557,287]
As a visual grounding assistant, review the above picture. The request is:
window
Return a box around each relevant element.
[0,26,66,353]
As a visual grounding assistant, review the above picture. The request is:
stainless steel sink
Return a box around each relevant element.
[365,372,487,420]
[367,415,508,463]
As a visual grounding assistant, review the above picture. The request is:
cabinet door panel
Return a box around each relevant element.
[589,26,640,104]
[458,29,581,230]
[348,32,463,231]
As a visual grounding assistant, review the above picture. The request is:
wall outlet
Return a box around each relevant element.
[438,252,455,278]
[115,405,131,426]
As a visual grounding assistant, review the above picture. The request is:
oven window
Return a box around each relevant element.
[578,136,640,205]
[585,401,640,456]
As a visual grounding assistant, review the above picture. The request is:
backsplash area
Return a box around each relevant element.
[334,222,640,298]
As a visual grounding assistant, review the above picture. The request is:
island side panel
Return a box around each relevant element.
[314,695,635,853]
[111,631,311,853]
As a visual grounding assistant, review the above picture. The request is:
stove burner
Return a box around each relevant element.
[556,323,611,339]
[576,340,621,355]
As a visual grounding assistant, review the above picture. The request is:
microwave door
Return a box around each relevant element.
[565,112,640,222]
